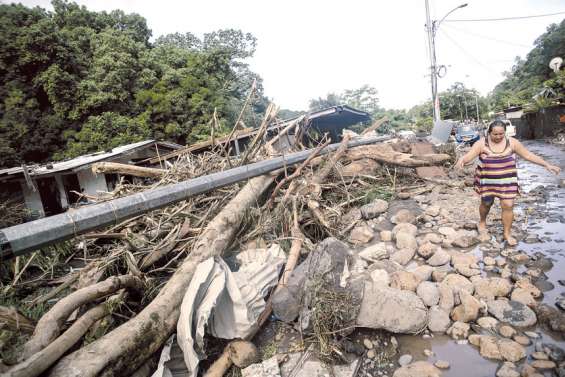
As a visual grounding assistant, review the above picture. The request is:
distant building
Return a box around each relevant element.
[0,140,181,220]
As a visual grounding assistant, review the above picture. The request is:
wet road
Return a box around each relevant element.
[399,140,565,377]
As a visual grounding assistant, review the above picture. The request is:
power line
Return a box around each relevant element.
[443,23,532,48]
[438,28,500,77]
[445,10,565,22]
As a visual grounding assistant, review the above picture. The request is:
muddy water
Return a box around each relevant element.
[398,140,565,377]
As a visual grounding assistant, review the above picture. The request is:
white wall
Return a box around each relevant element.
[77,169,108,199]
[20,181,44,218]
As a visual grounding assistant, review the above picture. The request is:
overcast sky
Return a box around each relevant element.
[12,0,565,111]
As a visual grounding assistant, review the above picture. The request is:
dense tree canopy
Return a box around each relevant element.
[0,1,267,167]
[490,19,565,111]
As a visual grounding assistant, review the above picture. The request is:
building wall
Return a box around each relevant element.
[77,169,108,198]
[20,181,44,218]
[515,104,565,139]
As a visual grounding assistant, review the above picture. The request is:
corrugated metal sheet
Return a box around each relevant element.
[0,140,179,180]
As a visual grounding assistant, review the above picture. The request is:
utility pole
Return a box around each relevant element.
[425,0,439,123]
[424,2,468,124]
[475,95,480,122]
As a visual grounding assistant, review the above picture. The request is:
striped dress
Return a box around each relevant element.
[474,137,519,201]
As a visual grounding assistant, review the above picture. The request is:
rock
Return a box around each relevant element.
[510,253,530,263]
[451,290,482,322]
[417,281,440,307]
[542,343,565,362]
[396,231,418,251]
[438,227,457,238]
[535,304,565,333]
[438,283,455,312]
[530,360,556,369]
[370,269,390,286]
[499,325,517,338]
[474,277,512,300]
[412,265,434,282]
[392,209,417,225]
[479,336,502,360]
[484,256,496,266]
[428,306,451,333]
[434,360,449,369]
[364,338,374,349]
[512,335,530,346]
[391,248,416,266]
[380,230,393,242]
[531,352,549,360]
[446,321,470,340]
[432,269,448,283]
[556,298,565,311]
[427,249,451,267]
[350,224,375,244]
[359,242,389,262]
[367,349,376,358]
[510,288,537,307]
[390,271,420,292]
[524,331,540,338]
[425,206,441,217]
[496,362,520,377]
[468,334,482,346]
[392,361,442,377]
[392,223,418,238]
[369,259,403,275]
[398,354,413,366]
[423,233,443,244]
[521,364,540,377]
[357,282,428,333]
[442,274,474,296]
[454,263,481,277]
[452,235,479,248]
[477,316,499,330]
[487,300,537,327]
[449,250,478,266]
[418,242,438,259]
[361,199,389,220]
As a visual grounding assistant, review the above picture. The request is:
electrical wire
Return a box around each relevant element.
[438,28,501,77]
[445,11,565,22]
[443,23,532,48]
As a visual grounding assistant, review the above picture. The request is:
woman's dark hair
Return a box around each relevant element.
[487,120,507,134]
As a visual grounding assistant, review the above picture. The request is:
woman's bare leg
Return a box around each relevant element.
[479,199,493,232]
[501,199,517,246]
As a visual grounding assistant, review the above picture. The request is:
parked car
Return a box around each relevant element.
[455,125,480,146]
[504,120,516,137]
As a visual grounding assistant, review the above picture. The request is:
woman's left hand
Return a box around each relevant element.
[546,164,561,175]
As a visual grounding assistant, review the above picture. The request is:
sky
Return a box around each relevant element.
[12,0,565,111]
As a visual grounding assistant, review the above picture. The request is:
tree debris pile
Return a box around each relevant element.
[0,118,454,376]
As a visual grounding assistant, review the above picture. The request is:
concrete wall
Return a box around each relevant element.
[20,181,44,218]
[515,104,565,140]
[77,169,108,198]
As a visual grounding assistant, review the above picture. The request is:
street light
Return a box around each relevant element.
[425,2,468,123]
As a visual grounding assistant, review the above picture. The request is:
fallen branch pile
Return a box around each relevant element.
[0,109,451,377]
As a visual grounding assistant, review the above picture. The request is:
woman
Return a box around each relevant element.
[455,120,561,246]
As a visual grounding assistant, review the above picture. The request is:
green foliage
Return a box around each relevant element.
[490,19,565,110]
[0,1,267,167]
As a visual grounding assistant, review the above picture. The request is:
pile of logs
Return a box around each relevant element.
[0,112,451,377]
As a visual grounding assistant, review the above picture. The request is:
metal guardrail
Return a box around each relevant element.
[0,135,390,259]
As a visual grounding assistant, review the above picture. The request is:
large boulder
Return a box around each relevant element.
[391,248,416,266]
[438,283,455,312]
[487,300,537,327]
[392,223,418,238]
[357,282,428,333]
[396,232,418,252]
[391,209,417,225]
[392,361,442,377]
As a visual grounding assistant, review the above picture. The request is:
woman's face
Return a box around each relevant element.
[489,126,505,143]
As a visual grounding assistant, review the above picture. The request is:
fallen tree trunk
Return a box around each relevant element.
[91,162,166,178]
[22,275,143,360]
[346,144,451,167]
[8,292,124,377]
[48,174,276,377]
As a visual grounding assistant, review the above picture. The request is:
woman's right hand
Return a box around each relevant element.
[455,158,465,170]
